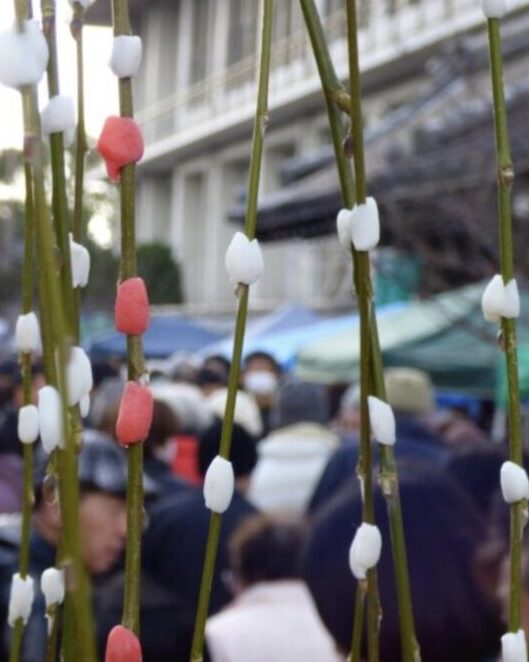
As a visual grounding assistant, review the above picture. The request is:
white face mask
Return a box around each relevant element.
[244,370,278,396]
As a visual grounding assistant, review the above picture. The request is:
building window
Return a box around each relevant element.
[227,0,258,66]
[190,0,211,84]
[273,0,303,65]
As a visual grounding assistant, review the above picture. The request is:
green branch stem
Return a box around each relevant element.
[300,1,419,659]
[486,18,524,632]
[111,0,147,637]
[70,2,88,344]
[42,0,77,341]
[16,22,96,655]
[190,2,273,660]
[347,1,379,658]
[9,162,36,662]
[71,2,88,244]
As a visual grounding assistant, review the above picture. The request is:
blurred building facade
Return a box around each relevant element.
[88,0,529,310]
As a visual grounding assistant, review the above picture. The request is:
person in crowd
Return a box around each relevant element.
[309,368,448,514]
[205,388,263,440]
[206,514,342,662]
[151,381,211,485]
[331,383,361,443]
[302,466,502,662]
[0,362,46,514]
[446,444,524,518]
[0,362,45,457]
[241,351,282,436]
[143,397,192,500]
[0,431,157,661]
[197,367,227,398]
[141,420,258,624]
[88,376,123,438]
[249,379,338,516]
[202,355,230,388]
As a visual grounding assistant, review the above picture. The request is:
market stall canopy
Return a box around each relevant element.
[198,304,322,364]
[200,302,405,369]
[295,283,490,388]
[87,315,224,359]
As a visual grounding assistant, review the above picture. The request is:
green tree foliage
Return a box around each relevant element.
[137,242,183,304]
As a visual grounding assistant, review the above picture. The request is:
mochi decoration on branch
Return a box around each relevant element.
[15,312,42,355]
[481,275,520,321]
[115,381,154,447]
[69,233,91,288]
[336,209,352,251]
[109,36,143,79]
[66,346,93,407]
[17,405,39,445]
[203,455,234,513]
[7,573,34,627]
[368,396,396,446]
[80,393,90,419]
[224,232,264,286]
[41,568,65,608]
[501,630,528,662]
[38,386,63,453]
[350,197,380,252]
[349,523,382,580]
[115,277,150,335]
[96,116,144,183]
[503,279,520,318]
[40,95,76,147]
[481,0,507,19]
[0,20,48,90]
[105,625,143,662]
[500,461,529,504]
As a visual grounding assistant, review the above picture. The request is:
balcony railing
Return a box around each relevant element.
[136,0,529,154]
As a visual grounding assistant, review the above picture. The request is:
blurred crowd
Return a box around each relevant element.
[0,350,524,661]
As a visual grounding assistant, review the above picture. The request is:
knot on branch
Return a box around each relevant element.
[379,470,397,498]
[259,114,270,137]
[500,164,515,189]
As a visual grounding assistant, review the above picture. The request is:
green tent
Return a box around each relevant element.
[295,282,529,399]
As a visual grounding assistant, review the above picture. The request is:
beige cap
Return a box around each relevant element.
[384,368,435,414]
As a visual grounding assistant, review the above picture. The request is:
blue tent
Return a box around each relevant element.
[87,315,225,359]
[198,303,322,362]
[200,301,405,370]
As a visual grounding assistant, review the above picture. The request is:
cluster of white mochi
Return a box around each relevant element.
[203,456,235,513]
[0,20,48,90]
[501,629,527,662]
[481,0,507,18]
[69,233,91,289]
[481,275,519,322]
[8,574,34,627]
[349,523,382,580]
[225,232,264,287]
[41,95,76,147]
[32,346,93,453]
[109,35,143,79]
[336,197,380,252]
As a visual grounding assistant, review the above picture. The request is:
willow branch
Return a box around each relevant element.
[15,10,96,654]
[42,0,76,341]
[346,1,379,658]
[300,0,420,662]
[486,17,524,633]
[111,0,147,636]
[189,2,274,660]
[8,160,36,662]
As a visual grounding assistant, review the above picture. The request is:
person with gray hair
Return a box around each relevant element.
[248,380,338,516]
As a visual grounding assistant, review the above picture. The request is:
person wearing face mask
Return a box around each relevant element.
[241,351,282,437]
